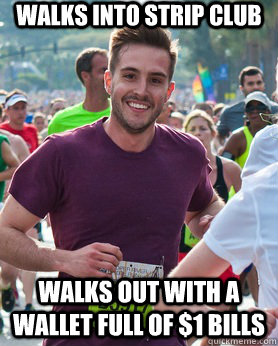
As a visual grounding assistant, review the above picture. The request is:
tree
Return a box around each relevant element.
[177,0,278,101]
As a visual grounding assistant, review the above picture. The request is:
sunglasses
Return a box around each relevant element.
[245,104,269,113]
[259,112,278,125]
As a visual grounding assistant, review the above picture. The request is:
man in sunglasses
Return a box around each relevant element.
[221,91,272,169]
[221,91,272,307]
[217,66,278,141]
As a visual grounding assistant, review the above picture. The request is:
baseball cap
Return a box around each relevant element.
[5,93,27,109]
[242,124,278,178]
[245,91,271,110]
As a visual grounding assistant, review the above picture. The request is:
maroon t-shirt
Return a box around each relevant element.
[10,118,213,346]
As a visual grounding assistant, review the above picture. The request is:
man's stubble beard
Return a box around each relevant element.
[111,97,165,135]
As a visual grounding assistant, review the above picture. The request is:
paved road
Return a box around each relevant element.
[0,224,255,346]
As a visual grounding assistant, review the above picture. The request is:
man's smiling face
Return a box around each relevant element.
[105,43,174,134]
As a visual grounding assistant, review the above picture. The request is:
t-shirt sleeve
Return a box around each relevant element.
[203,188,257,275]
[187,144,213,212]
[9,136,64,218]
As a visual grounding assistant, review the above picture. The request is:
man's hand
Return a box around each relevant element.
[58,242,123,278]
[186,191,224,239]
[265,307,278,337]
[248,307,278,338]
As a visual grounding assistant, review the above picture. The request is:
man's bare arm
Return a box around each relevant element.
[0,130,30,162]
[0,141,20,182]
[185,191,224,239]
[155,241,278,338]
[0,196,123,277]
[222,131,244,159]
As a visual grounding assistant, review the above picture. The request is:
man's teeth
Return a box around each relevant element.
[129,102,148,109]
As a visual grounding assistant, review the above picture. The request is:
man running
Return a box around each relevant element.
[48,48,110,134]
[217,66,278,140]
[0,26,224,346]
[0,90,39,312]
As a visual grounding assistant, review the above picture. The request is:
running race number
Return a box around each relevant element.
[88,260,163,321]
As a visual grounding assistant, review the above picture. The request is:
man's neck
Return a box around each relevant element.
[103,116,155,153]
[249,123,267,137]
[83,90,109,113]
[8,121,24,131]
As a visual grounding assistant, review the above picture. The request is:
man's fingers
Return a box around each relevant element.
[67,242,123,278]
[266,312,278,335]
[95,260,118,273]
[92,243,123,261]
[267,307,278,319]
[97,252,121,267]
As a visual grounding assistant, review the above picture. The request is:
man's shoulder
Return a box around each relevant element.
[24,123,37,131]
[229,126,246,142]
[52,103,83,120]
[49,119,101,145]
[157,124,206,152]
[48,103,83,134]
[270,100,278,112]
[0,122,10,130]
[222,100,244,115]
[231,125,245,134]
[246,162,278,186]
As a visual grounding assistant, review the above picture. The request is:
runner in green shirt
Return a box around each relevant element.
[48,47,110,135]
[48,102,110,134]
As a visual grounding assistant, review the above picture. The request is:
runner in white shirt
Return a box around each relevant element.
[162,124,278,340]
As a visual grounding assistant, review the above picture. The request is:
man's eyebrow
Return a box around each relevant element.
[151,72,168,79]
[120,67,167,79]
[120,67,138,73]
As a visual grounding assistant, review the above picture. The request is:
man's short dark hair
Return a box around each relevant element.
[5,89,27,104]
[75,47,108,85]
[239,66,264,86]
[109,26,178,81]
[50,97,66,108]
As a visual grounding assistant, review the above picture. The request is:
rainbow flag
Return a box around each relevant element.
[197,63,216,102]
[192,74,205,102]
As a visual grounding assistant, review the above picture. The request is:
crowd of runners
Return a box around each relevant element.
[0,26,277,346]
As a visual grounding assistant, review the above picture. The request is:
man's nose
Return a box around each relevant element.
[134,78,148,96]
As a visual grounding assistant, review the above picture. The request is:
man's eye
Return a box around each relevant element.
[124,74,135,79]
[152,78,161,84]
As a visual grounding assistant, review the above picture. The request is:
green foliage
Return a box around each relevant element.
[14,72,48,92]
[177,0,278,97]
[0,0,277,97]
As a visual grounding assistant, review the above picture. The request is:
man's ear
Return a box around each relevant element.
[166,82,175,101]
[104,70,112,95]
[81,71,89,84]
